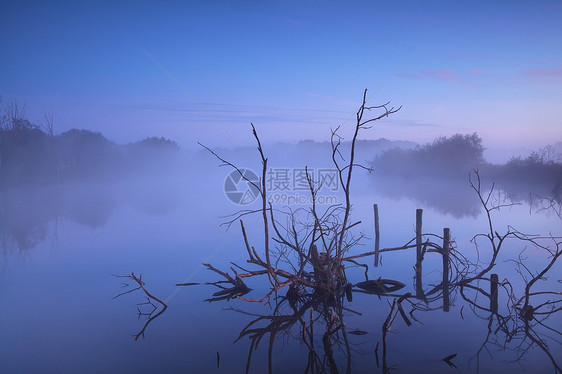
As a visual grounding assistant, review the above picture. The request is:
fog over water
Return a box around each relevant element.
[1,128,561,373]
[3,1,562,371]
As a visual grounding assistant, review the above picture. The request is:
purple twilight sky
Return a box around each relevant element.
[1,0,561,151]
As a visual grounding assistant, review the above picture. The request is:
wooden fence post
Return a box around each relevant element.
[374,204,380,267]
[416,209,423,266]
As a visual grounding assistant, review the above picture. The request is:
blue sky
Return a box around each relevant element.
[1,0,561,150]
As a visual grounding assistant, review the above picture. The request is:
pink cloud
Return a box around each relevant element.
[446,52,507,61]
[422,69,461,82]
[525,67,562,78]
[469,69,484,77]
[304,92,357,106]
[285,19,303,25]
[468,68,496,78]
[400,69,478,88]
[396,72,420,79]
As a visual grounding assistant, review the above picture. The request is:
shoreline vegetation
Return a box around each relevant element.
[1,102,561,190]
[0,122,180,187]
[371,133,562,193]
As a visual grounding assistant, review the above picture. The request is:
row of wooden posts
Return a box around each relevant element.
[372,204,499,313]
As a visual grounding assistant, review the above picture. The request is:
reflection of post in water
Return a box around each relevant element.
[442,228,450,312]
[415,209,423,299]
[490,273,498,314]
[373,204,380,267]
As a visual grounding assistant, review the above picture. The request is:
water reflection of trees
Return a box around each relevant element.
[370,132,562,219]
[188,92,560,373]
[371,175,484,218]
[0,101,184,253]
[371,172,561,220]
[0,179,182,254]
[0,184,115,253]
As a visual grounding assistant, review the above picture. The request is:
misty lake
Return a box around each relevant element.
[1,156,560,374]
[4,1,562,372]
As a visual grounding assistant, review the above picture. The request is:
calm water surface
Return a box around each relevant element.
[1,168,560,373]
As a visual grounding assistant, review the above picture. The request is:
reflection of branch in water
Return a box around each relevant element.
[132,298,168,341]
[510,233,562,311]
[522,320,562,373]
[511,235,562,373]
[461,237,562,373]
[372,293,414,374]
[224,288,364,374]
[534,194,562,220]
[467,295,561,374]
[113,272,168,340]
[381,298,398,374]
[501,187,562,220]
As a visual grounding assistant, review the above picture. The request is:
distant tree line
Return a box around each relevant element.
[0,101,180,187]
[486,145,562,200]
[372,133,486,179]
[371,132,562,201]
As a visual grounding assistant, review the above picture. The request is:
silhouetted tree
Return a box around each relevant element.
[372,132,485,179]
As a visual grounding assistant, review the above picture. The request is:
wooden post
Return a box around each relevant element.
[442,227,450,312]
[416,209,423,262]
[374,204,380,267]
[490,273,498,314]
[415,209,423,298]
